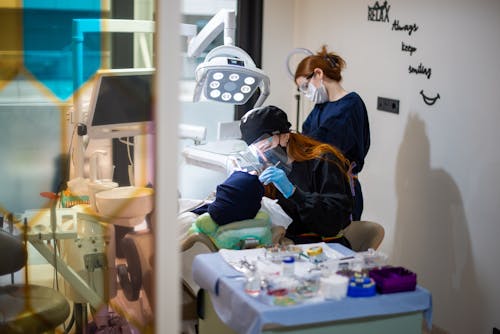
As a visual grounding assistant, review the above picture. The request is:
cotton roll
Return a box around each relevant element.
[320,274,349,300]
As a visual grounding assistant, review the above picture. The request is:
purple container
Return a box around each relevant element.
[369,266,417,294]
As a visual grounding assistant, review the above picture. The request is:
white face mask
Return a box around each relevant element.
[304,81,329,104]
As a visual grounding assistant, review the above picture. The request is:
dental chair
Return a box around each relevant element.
[114,199,253,323]
[179,203,274,333]
[343,220,385,252]
[0,229,70,333]
[180,232,214,329]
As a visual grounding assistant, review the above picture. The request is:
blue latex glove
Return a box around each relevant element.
[259,166,295,198]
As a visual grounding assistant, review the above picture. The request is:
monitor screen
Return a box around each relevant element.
[86,68,155,138]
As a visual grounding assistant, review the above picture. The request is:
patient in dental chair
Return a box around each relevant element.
[179,170,293,331]
[191,170,264,226]
[180,170,292,250]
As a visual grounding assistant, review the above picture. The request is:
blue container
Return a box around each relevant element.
[347,275,376,297]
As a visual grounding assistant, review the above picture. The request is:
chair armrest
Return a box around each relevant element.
[181,232,218,252]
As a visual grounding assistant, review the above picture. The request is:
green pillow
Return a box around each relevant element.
[193,212,219,234]
[190,211,272,250]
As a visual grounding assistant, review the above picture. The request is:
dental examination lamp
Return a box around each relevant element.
[187,9,270,108]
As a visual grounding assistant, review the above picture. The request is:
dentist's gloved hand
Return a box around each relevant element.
[259,166,295,198]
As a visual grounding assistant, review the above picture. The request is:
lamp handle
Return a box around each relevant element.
[204,45,256,67]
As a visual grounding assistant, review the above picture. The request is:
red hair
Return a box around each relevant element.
[287,133,348,166]
[264,132,351,198]
[294,45,346,82]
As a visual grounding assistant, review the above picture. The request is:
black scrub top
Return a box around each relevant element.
[274,153,353,243]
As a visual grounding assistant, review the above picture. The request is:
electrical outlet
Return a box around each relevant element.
[377,97,400,114]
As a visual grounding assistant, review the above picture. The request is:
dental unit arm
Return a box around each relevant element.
[186,9,270,108]
[187,9,235,59]
[180,9,270,174]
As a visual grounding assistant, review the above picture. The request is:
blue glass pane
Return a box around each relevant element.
[23,1,101,100]
[0,104,63,213]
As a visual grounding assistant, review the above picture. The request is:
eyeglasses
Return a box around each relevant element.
[298,71,315,93]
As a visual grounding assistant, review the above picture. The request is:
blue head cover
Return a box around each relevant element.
[208,171,264,226]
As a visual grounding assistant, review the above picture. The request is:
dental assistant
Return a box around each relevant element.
[295,45,370,221]
[240,105,353,248]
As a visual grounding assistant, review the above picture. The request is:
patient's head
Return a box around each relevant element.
[240,105,291,146]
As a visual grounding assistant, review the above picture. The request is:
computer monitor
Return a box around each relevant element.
[86,68,155,139]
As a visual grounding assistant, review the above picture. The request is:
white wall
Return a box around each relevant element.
[156,1,180,332]
[263,0,500,333]
[260,1,297,126]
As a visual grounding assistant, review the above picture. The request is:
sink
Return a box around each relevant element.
[88,180,119,212]
[95,186,154,227]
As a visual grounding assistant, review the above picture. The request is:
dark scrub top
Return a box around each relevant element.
[302,92,370,220]
[275,153,353,247]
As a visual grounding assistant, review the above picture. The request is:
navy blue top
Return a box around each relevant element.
[302,92,370,174]
[192,171,264,226]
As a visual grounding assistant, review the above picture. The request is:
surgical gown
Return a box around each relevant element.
[302,92,370,221]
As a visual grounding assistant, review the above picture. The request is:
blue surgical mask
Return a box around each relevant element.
[305,81,329,104]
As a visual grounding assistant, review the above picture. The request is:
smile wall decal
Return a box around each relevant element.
[420,90,440,106]
[367,1,441,107]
